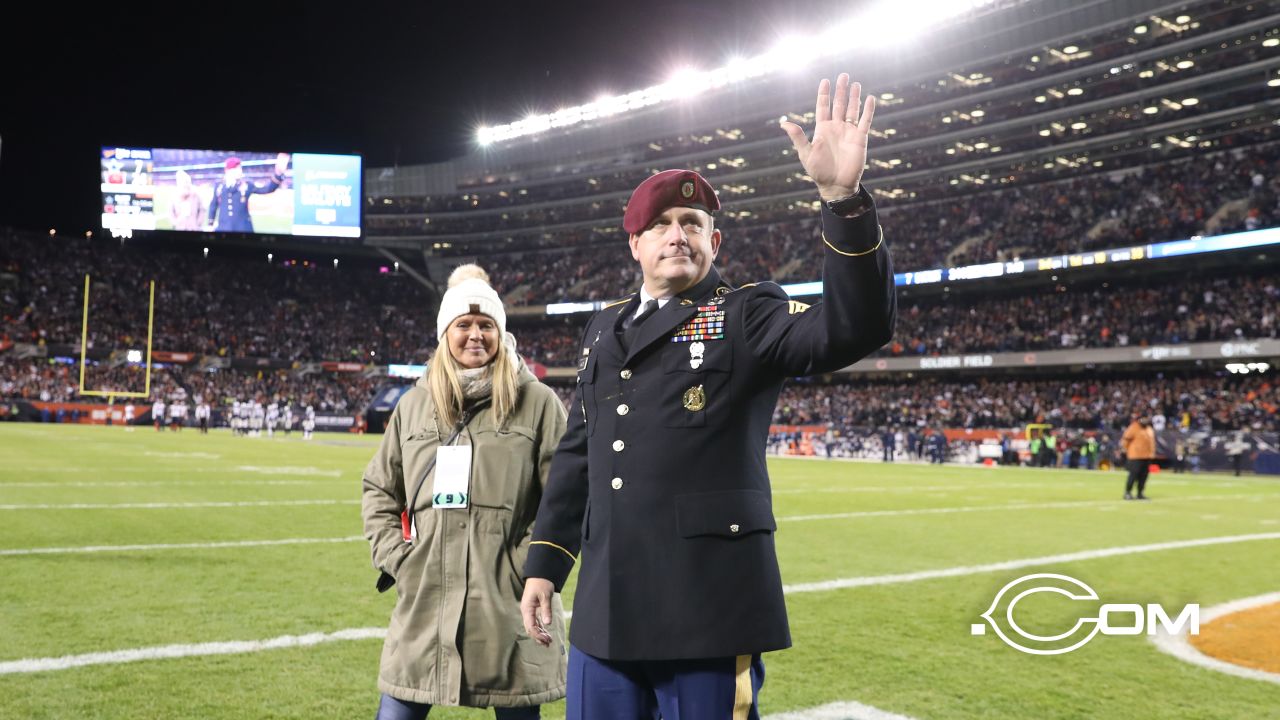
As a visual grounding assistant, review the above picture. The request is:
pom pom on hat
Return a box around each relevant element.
[447,263,491,288]
[437,264,506,340]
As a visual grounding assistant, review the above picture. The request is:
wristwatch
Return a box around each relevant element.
[823,187,874,218]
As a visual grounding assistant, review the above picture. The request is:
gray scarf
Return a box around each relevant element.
[458,367,493,401]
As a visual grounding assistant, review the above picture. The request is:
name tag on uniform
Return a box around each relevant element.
[431,445,471,509]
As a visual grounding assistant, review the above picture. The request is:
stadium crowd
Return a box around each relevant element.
[471,139,1280,302]
[0,356,381,414]
[7,351,1273,437]
[773,374,1279,433]
[2,0,1274,430]
[509,268,1279,366]
[4,181,1277,416]
[1,227,437,364]
[482,217,820,304]
[366,0,1256,212]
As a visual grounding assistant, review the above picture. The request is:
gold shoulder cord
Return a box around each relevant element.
[822,225,884,257]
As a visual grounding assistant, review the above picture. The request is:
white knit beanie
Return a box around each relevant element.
[436,264,506,340]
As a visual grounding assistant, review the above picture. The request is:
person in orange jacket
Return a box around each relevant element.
[1121,413,1156,500]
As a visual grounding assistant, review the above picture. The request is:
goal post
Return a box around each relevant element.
[78,274,156,400]
[1024,423,1052,440]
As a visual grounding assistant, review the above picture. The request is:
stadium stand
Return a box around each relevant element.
[2,0,1277,453]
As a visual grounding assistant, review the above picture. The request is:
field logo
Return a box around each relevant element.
[971,573,1199,655]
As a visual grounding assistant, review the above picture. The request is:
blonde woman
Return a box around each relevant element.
[362,264,567,719]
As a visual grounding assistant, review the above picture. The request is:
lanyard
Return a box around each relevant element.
[377,398,491,594]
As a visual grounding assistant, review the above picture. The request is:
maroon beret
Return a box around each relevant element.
[224,157,242,170]
[622,169,720,234]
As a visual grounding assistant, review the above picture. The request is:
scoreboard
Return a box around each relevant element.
[101,146,362,239]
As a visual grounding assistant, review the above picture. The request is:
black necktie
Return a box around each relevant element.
[621,299,659,350]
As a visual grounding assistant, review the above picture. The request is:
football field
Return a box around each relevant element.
[1,424,1277,719]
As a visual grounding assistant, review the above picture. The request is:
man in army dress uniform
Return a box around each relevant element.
[205,153,289,233]
[521,74,896,718]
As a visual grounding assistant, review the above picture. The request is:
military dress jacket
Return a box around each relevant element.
[208,173,284,233]
[525,197,896,661]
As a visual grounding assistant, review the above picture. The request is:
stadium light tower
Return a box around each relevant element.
[476,0,1003,145]
[767,35,818,71]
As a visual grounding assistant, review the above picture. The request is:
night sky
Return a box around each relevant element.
[2,0,859,234]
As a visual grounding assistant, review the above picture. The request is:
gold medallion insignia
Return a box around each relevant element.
[682,385,706,412]
[681,180,695,198]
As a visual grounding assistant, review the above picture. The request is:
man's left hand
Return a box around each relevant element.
[521,578,555,647]
[780,73,876,202]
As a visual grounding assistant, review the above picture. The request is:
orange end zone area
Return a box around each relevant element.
[1190,601,1280,675]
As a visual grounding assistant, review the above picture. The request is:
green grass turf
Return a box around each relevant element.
[1,424,1277,719]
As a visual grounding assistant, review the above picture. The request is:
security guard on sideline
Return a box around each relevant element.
[521,74,896,719]
[206,153,289,233]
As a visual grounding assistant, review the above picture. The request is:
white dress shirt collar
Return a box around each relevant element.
[636,285,671,317]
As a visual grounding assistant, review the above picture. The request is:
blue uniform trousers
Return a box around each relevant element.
[375,694,540,719]
[566,645,764,720]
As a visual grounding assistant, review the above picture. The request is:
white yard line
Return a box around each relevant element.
[5,532,1279,677]
[772,482,1094,495]
[0,480,332,488]
[0,628,921,719]
[0,499,358,511]
[776,494,1276,522]
[4,468,256,473]
[3,496,1272,553]
[0,536,365,557]
[235,466,344,477]
[765,701,919,720]
[0,627,387,675]
[3,467,347,476]
[782,533,1280,594]
[1150,591,1280,686]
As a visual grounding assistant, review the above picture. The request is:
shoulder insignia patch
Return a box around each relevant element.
[788,300,811,315]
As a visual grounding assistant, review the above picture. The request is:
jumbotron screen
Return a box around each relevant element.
[100,147,362,238]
